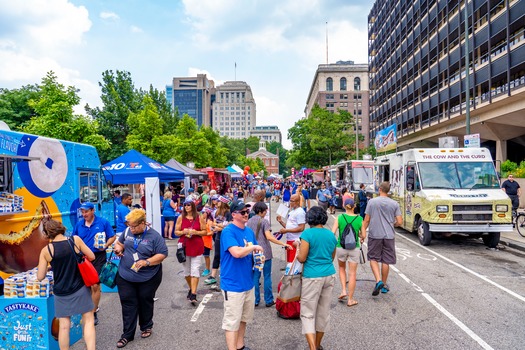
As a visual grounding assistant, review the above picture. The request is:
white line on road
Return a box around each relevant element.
[396,233,525,303]
[390,266,493,349]
[421,293,494,350]
[190,293,213,322]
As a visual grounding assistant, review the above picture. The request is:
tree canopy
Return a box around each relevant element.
[21,71,109,152]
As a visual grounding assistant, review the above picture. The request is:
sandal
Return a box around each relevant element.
[116,338,129,348]
[337,294,348,301]
[347,300,358,307]
[141,329,152,339]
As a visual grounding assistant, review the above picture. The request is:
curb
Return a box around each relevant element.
[499,237,525,253]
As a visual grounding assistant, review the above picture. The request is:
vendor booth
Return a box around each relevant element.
[198,167,231,192]
[102,150,184,234]
[165,159,207,191]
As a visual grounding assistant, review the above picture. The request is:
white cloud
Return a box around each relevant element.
[187,67,224,87]
[0,0,91,87]
[130,25,143,33]
[100,11,120,21]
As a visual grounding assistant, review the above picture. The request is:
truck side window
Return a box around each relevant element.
[79,171,99,203]
[406,166,415,191]
[0,157,12,193]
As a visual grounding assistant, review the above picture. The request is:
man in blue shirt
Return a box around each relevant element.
[73,202,116,325]
[316,183,332,212]
[221,200,263,350]
[292,182,310,212]
[116,193,132,236]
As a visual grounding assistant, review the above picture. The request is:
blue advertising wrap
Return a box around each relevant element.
[374,123,398,152]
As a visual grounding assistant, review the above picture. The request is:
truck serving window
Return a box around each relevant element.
[418,162,500,189]
[79,171,99,203]
[0,157,13,193]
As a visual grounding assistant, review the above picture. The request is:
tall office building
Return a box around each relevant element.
[212,81,256,139]
[165,85,173,108]
[170,74,215,127]
[305,61,370,148]
[250,125,282,144]
[368,0,525,163]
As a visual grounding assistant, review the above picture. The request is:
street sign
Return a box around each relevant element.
[464,133,480,148]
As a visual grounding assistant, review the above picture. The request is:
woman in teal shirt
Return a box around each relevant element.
[297,206,337,350]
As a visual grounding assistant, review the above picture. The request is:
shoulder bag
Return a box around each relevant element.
[277,256,302,303]
[67,237,100,287]
[99,250,119,288]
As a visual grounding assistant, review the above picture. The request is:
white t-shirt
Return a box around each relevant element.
[286,207,306,241]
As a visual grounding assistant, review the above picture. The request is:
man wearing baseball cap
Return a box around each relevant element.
[73,202,116,325]
[220,200,261,350]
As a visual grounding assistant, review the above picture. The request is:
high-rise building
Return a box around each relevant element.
[212,81,256,139]
[250,126,282,144]
[305,61,370,148]
[170,74,215,127]
[165,85,173,108]
[368,0,525,163]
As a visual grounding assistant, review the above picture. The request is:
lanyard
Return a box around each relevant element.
[133,234,143,250]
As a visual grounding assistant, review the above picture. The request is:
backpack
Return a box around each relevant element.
[340,215,358,250]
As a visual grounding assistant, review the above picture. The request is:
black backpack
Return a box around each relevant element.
[340,215,358,250]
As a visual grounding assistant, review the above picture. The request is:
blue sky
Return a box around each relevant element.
[0,0,374,149]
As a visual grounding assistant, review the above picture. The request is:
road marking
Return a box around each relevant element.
[396,233,525,303]
[416,253,437,261]
[190,293,213,322]
[390,266,493,349]
[421,293,494,350]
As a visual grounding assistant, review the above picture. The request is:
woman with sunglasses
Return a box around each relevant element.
[175,200,207,304]
[113,209,168,348]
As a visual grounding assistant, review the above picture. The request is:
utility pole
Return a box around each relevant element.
[464,1,471,135]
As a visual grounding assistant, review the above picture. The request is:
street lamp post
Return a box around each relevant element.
[355,122,359,160]
[464,0,471,135]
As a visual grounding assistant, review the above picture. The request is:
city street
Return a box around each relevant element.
[74,201,525,350]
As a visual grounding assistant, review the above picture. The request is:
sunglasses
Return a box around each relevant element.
[184,203,192,207]
[235,209,250,215]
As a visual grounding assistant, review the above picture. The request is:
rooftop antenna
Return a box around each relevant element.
[325,22,328,64]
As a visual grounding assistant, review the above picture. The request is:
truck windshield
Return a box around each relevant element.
[353,166,374,185]
[419,162,500,189]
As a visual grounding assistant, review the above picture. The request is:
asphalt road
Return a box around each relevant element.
[73,201,525,350]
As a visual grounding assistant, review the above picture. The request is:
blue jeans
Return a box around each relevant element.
[253,259,273,304]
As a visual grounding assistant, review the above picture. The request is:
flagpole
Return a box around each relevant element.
[235,62,237,81]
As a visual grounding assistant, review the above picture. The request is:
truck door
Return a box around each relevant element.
[405,161,418,229]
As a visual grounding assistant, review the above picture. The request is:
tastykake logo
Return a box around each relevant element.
[4,302,40,313]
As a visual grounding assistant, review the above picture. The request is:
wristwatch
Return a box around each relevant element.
[145,260,151,266]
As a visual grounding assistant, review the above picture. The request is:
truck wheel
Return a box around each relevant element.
[482,233,500,248]
[417,218,432,246]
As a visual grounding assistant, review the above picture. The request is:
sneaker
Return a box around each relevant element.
[202,269,210,277]
[265,301,276,308]
[190,294,198,305]
[372,281,384,296]
[381,285,389,294]
[94,312,99,326]
[210,284,220,291]
[486,247,500,251]
[187,289,192,300]
[204,277,217,285]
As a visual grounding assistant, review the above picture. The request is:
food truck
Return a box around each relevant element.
[374,147,512,246]
[0,127,115,349]
[326,160,374,192]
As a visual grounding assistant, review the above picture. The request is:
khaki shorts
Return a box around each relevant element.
[336,247,360,264]
[183,255,203,277]
[222,288,255,331]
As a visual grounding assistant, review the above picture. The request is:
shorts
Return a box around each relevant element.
[274,190,281,196]
[222,288,255,331]
[336,247,360,264]
[183,255,203,277]
[203,247,211,257]
[367,238,396,265]
[92,251,107,275]
[164,216,176,222]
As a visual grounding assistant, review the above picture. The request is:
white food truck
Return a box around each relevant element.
[374,147,512,246]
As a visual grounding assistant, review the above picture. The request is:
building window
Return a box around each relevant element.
[340,77,347,91]
[326,94,334,100]
[340,94,348,99]
[326,103,335,108]
[326,77,333,91]
[354,77,361,91]
[272,159,276,166]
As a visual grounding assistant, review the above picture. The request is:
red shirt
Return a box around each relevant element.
[179,216,204,256]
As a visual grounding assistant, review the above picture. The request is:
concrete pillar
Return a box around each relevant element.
[495,139,507,172]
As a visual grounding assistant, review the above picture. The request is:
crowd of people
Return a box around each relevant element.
[37,175,408,350]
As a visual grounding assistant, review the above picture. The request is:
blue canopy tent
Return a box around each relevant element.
[102,149,184,184]
[227,166,243,179]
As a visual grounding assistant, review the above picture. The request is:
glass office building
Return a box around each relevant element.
[368,0,525,163]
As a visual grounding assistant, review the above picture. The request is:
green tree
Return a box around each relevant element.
[0,85,41,129]
[87,70,143,162]
[200,126,228,168]
[21,71,109,152]
[147,85,179,133]
[287,105,355,168]
[126,95,177,163]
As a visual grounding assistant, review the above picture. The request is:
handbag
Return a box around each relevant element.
[67,238,100,287]
[99,251,119,288]
[277,257,302,303]
[176,243,186,263]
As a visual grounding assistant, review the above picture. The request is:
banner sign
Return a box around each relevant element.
[374,124,397,152]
